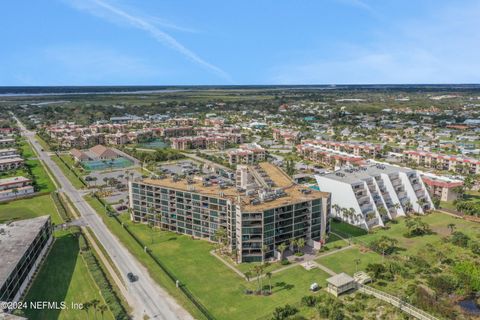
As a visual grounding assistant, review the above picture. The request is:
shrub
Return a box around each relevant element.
[301,295,319,307]
[272,304,298,320]
[280,259,290,265]
[450,231,470,248]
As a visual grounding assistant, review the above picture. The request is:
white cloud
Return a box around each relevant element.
[65,0,232,82]
[270,1,480,84]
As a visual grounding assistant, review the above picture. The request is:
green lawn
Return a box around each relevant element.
[0,194,62,225]
[21,230,113,320]
[318,247,383,275]
[118,213,331,320]
[86,195,331,320]
[331,212,480,255]
[51,155,85,189]
[26,158,56,192]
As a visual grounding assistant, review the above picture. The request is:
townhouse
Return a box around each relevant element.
[404,150,480,174]
[273,128,301,145]
[0,176,34,201]
[297,143,364,169]
[303,140,382,158]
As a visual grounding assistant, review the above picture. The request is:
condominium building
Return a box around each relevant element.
[227,143,266,165]
[171,136,228,150]
[167,118,199,126]
[0,138,15,147]
[0,216,53,303]
[0,148,19,159]
[156,126,195,138]
[0,158,24,172]
[315,162,434,230]
[420,173,463,202]
[0,176,34,201]
[273,129,300,145]
[303,140,382,158]
[297,143,364,169]
[129,162,330,262]
[404,150,480,174]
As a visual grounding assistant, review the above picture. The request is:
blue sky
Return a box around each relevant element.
[1,0,479,85]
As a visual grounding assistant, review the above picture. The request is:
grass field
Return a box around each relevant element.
[21,230,113,320]
[86,195,332,320]
[116,213,332,320]
[51,155,85,189]
[19,138,56,192]
[321,213,480,275]
[0,194,62,225]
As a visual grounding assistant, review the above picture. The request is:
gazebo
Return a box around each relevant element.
[326,273,356,297]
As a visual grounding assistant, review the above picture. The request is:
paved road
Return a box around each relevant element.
[15,118,193,320]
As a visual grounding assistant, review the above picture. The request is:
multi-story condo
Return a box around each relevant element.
[273,129,300,145]
[167,118,198,126]
[129,162,330,263]
[315,162,434,230]
[171,136,228,150]
[0,138,15,147]
[0,157,24,172]
[0,148,20,159]
[297,143,364,169]
[404,150,480,174]
[0,216,53,303]
[303,140,382,158]
[420,173,463,202]
[0,176,34,201]
[227,143,266,165]
[155,126,195,138]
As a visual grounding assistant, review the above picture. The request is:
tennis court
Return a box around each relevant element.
[82,157,133,171]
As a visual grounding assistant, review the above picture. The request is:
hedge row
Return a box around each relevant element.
[78,233,129,320]
[51,192,71,222]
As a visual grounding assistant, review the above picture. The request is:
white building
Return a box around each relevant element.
[315,162,434,230]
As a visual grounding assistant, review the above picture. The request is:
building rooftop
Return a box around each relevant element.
[318,161,414,185]
[0,176,31,186]
[0,157,23,164]
[141,162,329,212]
[326,272,355,287]
[0,216,50,289]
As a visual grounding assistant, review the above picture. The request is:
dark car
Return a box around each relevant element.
[127,272,137,282]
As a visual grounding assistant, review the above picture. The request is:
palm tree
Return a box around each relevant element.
[244,271,252,282]
[11,187,19,199]
[214,227,227,254]
[83,301,91,320]
[332,204,341,217]
[97,305,108,320]
[261,244,269,264]
[253,265,263,293]
[447,223,456,234]
[354,258,361,273]
[277,242,287,260]
[290,238,298,253]
[90,299,100,320]
[297,238,305,253]
[266,272,273,294]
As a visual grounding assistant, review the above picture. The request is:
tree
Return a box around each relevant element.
[214,227,228,254]
[405,217,431,237]
[447,223,456,234]
[97,305,108,320]
[277,242,287,260]
[83,301,91,320]
[90,299,100,320]
[370,236,398,262]
[244,271,252,282]
[297,238,305,253]
[354,258,361,273]
[261,244,269,263]
[11,187,19,199]
[266,272,273,294]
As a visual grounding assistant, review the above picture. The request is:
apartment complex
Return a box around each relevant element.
[0,216,53,303]
[315,162,434,230]
[297,143,364,169]
[303,140,382,158]
[420,173,463,202]
[227,143,267,165]
[0,176,34,201]
[404,150,480,174]
[129,162,330,262]
[0,157,24,172]
[273,128,300,145]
